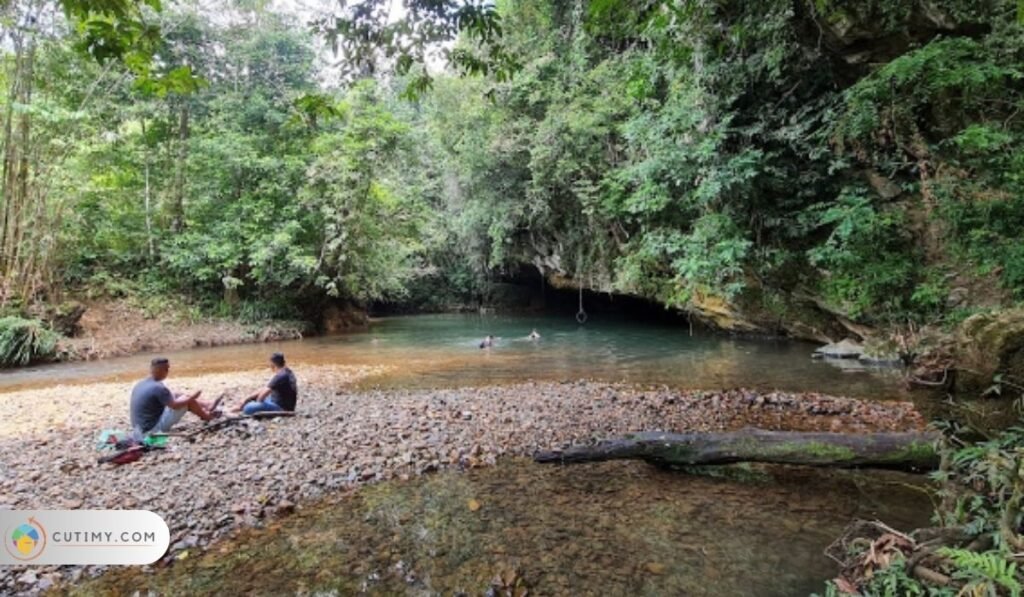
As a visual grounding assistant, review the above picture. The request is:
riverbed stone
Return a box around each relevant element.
[813,339,865,359]
[0,366,925,594]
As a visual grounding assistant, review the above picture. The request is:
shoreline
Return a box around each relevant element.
[62,309,312,363]
[0,367,927,594]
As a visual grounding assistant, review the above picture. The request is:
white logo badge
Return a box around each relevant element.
[0,510,169,565]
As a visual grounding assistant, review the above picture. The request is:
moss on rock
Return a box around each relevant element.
[955,309,1024,393]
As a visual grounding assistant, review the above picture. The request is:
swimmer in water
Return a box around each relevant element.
[479,335,495,349]
[528,329,541,340]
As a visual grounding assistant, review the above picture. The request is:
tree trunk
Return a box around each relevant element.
[171,104,189,232]
[1,26,36,305]
[534,430,939,471]
[141,117,154,260]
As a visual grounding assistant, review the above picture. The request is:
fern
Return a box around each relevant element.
[0,317,60,367]
[939,548,1021,597]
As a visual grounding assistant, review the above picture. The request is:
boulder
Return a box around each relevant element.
[688,287,850,343]
[814,339,865,359]
[954,310,1024,393]
[946,287,969,308]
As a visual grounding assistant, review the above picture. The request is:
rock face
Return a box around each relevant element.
[688,287,853,344]
[955,310,1024,392]
[688,291,767,335]
[806,0,989,79]
[533,249,859,344]
[321,303,368,333]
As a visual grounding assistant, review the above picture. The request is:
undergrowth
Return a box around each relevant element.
[0,317,60,367]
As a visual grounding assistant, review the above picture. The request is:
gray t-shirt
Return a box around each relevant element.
[130,377,174,434]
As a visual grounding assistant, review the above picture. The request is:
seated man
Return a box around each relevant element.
[234,352,297,415]
[130,357,218,438]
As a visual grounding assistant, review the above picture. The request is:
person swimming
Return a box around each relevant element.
[528,329,541,340]
[479,335,495,349]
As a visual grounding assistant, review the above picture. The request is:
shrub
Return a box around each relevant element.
[0,317,61,367]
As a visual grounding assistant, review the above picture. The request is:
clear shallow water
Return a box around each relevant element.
[75,460,932,597]
[0,313,906,400]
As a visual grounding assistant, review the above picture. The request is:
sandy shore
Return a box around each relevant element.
[0,367,925,594]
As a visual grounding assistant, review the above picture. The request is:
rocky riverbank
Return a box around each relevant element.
[60,300,310,362]
[0,367,926,594]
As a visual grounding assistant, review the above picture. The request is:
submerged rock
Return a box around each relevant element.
[813,339,865,359]
[857,338,903,367]
[857,354,902,367]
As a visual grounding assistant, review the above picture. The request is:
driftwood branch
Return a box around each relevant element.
[534,430,939,471]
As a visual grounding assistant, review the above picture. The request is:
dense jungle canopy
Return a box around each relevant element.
[2,0,1023,337]
[5,3,1024,595]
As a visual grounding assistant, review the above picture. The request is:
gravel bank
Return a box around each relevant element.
[0,368,925,594]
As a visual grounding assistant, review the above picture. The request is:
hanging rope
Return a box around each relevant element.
[576,283,588,324]
[575,245,589,324]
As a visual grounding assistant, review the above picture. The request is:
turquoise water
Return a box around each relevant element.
[0,313,906,401]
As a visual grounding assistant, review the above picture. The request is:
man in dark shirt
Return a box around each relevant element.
[130,357,218,437]
[233,352,298,415]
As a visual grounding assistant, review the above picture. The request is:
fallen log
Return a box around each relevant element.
[534,429,939,471]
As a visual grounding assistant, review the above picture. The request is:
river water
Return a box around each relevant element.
[7,314,933,595]
[78,460,931,597]
[0,313,907,399]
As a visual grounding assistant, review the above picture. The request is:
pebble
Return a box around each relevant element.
[645,562,667,575]
[0,367,924,594]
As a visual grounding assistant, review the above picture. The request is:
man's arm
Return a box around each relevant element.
[233,387,272,412]
[167,389,201,409]
[251,387,273,402]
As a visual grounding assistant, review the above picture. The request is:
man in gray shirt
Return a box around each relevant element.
[130,357,218,437]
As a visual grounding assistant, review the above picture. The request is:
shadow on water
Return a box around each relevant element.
[75,460,932,596]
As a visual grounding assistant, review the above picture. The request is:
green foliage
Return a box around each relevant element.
[819,423,1024,596]
[0,317,60,368]
[830,19,1024,309]
[296,84,425,302]
[849,557,931,596]
[8,0,1024,328]
[44,10,435,314]
[932,424,1024,542]
[939,547,1021,596]
[926,425,1024,595]
[314,0,519,98]
[804,189,923,320]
